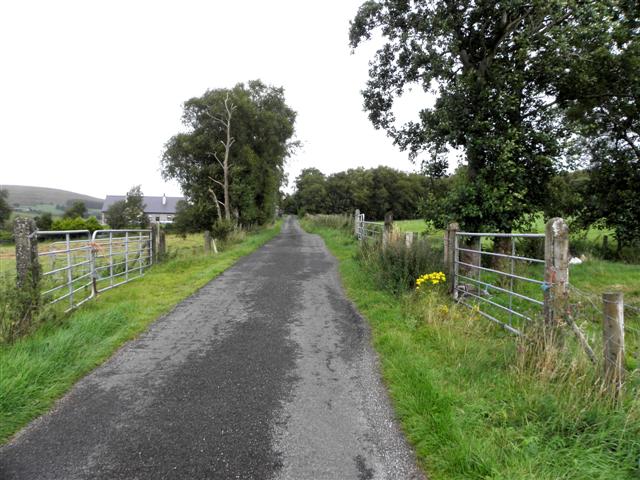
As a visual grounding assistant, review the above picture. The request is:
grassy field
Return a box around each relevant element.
[386,216,613,237]
[302,221,640,479]
[0,232,217,278]
[0,222,281,444]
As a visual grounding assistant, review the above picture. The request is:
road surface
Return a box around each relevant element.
[1,216,424,480]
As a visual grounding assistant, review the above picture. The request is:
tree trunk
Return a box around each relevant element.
[222,94,234,221]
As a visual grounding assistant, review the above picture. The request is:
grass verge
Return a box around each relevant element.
[0,222,281,444]
[302,221,640,480]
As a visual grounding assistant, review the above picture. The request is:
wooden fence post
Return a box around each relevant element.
[204,230,212,253]
[544,218,569,331]
[444,222,459,295]
[602,292,625,394]
[405,231,414,248]
[158,228,166,260]
[151,223,158,263]
[382,211,393,249]
[354,209,360,237]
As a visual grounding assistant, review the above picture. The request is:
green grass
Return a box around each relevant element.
[0,222,281,444]
[302,221,640,480]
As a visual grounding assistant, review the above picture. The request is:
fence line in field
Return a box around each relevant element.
[353,211,634,394]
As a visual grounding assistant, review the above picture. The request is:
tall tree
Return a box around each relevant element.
[0,189,10,227]
[205,91,236,221]
[553,1,639,247]
[162,80,297,226]
[63,200,87,219]
[105,186,149,228]
[105,200,127,229]
[294,168,328,214]
[349,0,588,231]
[124,185,149,228]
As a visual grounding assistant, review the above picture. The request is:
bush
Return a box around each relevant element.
[0,229,13,244]
[357,235,444,295]
[51,216,103,233]
[0,273,58,344]
[211,219,235,241]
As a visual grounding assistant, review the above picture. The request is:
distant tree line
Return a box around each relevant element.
[284,166,429,220]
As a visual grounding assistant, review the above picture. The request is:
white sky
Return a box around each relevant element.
[0,0,427,199]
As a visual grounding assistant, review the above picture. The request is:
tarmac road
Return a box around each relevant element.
[1,216,424,480]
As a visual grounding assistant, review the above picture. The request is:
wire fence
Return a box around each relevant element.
[568,284,639,367]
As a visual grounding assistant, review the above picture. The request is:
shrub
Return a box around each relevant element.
[357,234,444,295]
[211,219,235,241]
[0,229,13,244]
[51,216,103,233]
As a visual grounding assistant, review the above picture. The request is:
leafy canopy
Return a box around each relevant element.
[105,185,149,229]
[349,0,598,231]
[0,190,10,228]
[162,80,297,227]
[63,200,87,219]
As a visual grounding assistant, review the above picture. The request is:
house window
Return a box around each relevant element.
[155,216,160,222]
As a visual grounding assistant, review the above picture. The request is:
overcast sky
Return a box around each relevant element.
[0,0,426,199]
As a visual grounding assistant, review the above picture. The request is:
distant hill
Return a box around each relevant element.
[2,185,103,214]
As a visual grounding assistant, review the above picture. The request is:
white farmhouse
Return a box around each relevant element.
[101,194,184,225]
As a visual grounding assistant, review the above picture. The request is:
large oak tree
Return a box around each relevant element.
[349,0,607,232]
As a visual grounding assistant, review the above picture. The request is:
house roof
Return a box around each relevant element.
[101,195,184,214]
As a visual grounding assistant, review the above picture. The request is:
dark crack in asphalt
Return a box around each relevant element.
[0,216,424,480]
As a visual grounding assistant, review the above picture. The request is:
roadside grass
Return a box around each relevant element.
[0,222,281,444]
[302,221,640,480]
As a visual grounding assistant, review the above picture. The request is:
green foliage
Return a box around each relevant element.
[51,216,102,232]
[350,0,639,238]
[552,2,639,247]
[303,215,443,295]
[292,166,428,219]
[293,168,327,214]
[350,0,575,231]
[105,200,127,229]
[0,272,52,344]
[171,200,210,236]
[211,218,235,241]
[543,171,589,226]
[34,212,53,231]
[63,200,87,219]
[124,185,149,229]
[0,189,10,228]
[357,236,443,295]
[104,186,149,229]
[162,80,297,226]
[304,214,354,232]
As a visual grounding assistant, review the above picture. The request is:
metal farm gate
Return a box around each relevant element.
[452,231,546,335]
[36,229,152,311]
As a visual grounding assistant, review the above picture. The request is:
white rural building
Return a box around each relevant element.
[101,194,183,224]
